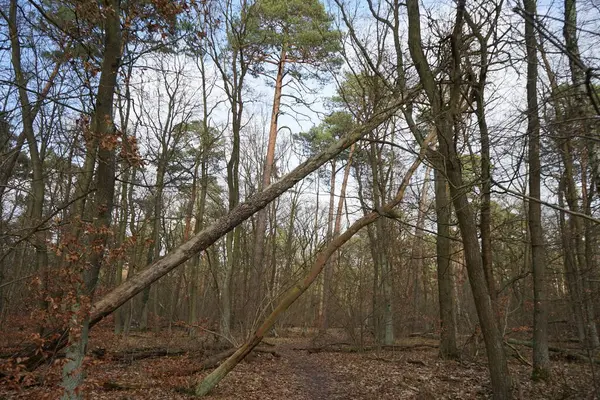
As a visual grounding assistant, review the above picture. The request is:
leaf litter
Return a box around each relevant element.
[0,327,597,399]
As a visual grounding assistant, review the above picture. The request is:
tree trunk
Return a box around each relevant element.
[140,158,166,331]
[406,0,512,397]
[253,48,286,310]
[114,168,130,334]
[558,178,587,344]
[469,29,497,314]
[434,166,459,359]
[7,0,48,322]
[410,165,431,332]
[561,142,600,348]
[61,0,121,397]
[524,0,550,380]
[321,159,336,331]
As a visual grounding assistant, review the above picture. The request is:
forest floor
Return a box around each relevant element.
[0,322,598,399]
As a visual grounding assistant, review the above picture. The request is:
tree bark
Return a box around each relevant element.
[434,166,459,359]
[320,159,336,331]
[523,0,550,380]
[253,48,286,309]
[410,165,431,332]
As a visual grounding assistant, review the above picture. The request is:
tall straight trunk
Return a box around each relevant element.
[434,166,458,359]
[192,77,211,336]
[410,165,431,332]
[186,158,200,334]
[114,62,134,334]
[283,195,298,274]
[321,159,336,331]
[188,165,208,335]
[379,223,394,345]
[253,48,286,306]
[114,168,130,334]
[215,2,249,339]
[189,219,201,334]
[7,0,48,316]
[368,136,394,345]
[558,178,587,343]
[61,0,121,397]
[406,0,512,397]
[581,162,599,346]
[268,201,278,302]
[365,223,381,339]
[141,159,166,330]
[524,0,550,380]
[333,145,355,239]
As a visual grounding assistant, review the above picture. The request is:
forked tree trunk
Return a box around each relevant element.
[406,0,512,397]
[7,0,48,323]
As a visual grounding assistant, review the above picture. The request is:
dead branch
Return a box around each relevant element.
[109,348,188,362]
[306,343,438,354]
[506,338,600,364]
[196,346,280,371]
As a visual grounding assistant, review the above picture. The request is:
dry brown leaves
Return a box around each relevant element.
[0,328,597,399]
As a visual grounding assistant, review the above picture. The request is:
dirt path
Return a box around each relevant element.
[278,341,332,399]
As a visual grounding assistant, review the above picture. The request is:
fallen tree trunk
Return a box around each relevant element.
[11,100,406,373]
[197,346,280,371]
[506,338,600,364]
[109,348,188,362]
[306,343,437,354]
[194,131,434,396]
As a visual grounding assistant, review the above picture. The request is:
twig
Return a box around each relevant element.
[505,341,532,366]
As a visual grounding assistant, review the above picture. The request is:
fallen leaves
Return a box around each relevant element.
[0,328,597,399]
